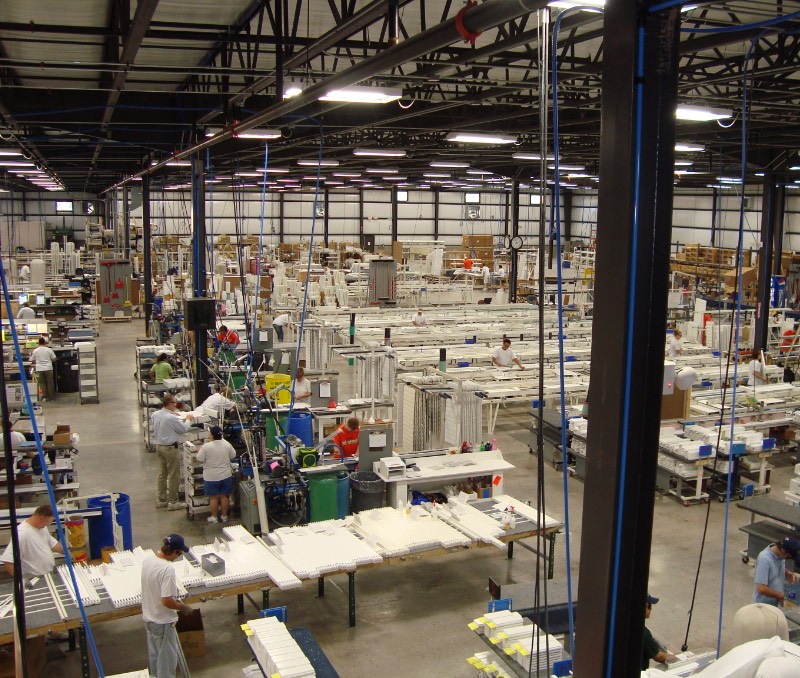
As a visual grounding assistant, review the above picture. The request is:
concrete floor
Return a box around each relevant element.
[40,320,791,677]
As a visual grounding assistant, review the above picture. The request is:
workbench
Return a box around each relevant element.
[737,495,800,564]
[246,628,340,678]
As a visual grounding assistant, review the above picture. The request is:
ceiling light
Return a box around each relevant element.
[548,164,584,171]
[548,0,604,11]
[333,172,361,177]
[283,81,304,98]
[325,180,344,185]
[235,129,282,140]
[235,172,261,177]
[675,143,705,152]
[0,161,35,167]
[467,169,493,175]
[320,86,402,104]
[366,167,398,173]
[567,173,591,178]
[717,177,742,183]
[430,161,469,168]
[681,4,698,11]
[297,159,339,167]
[447,132,517,145]
[755,172,765,177]
[674,161,693,166]
[0,150,22,156]
[424,172,451,178]
[383,176,407,181]
[676,105,732,121]
[353,148,406,157]
[151,159,191,167]
[789,166,800,171]
[256,167,290,173]
[513,153,555,161]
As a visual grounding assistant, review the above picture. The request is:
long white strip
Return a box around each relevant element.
[223,525,302,589]
[57,563,102,606]
[425,502,505,549]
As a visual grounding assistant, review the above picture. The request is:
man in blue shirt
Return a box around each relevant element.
[753,537,800,606]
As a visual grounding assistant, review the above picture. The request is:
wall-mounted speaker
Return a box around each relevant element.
[185,298,216,330]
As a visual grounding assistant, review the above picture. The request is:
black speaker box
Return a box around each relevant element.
[185,298,216,330]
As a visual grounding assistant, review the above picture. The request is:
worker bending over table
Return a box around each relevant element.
[141,534,194,678]
[753,537,800,606]
[491,338,526,370]
[272,313,290,341]
[1,504,64,579]
[412,310,427,327]
[315,417,360,459]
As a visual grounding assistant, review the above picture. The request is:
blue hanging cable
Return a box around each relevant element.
[716,32,763,657]
[551,6,600,653]
[0,258,105,676]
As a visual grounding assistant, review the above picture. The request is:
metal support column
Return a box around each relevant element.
[390,187,398,243]
[563,190,573,241]
[573,5,680,677]
[278,193,284,243]
[504,191,511,237]
[433,188,440,239]
[122,184,131,258]
[191,154,210,404]
[323,190,330,247]
[509,181,520,303]
[142,175,153,336]
[755,174,779,349]
[772,185,786,274]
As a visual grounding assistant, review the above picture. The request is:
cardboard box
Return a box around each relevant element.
[0,634,46,677]
[176,609,206,658]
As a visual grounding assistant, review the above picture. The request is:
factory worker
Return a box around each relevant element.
[216,324,240,348]
[332,417,360,458]
[30,336,57,402]
[195,426,235,524]
[200,387,236,412]
[748,349,767,386]
[18,263,30,284]
[141,534,193,678]
[272,312,290,341]
[482,265,491,289]
[292,367,312,401]
[491,338,526,370]
[1,504,64,578]
[16,302,35,320]
[642,594,676,669]
[753,537,800,606]
[151,395,194,510]
[149,353,173,384]
[781,324,798,354]
[668,330,683,357]
[411,310,427,327]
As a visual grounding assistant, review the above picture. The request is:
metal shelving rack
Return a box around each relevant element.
[183,443,209,521]
[77,342,99,404]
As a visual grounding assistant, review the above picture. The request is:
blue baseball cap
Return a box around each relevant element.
[781,537,800,565]
[210,426,223,439]
[164,534,190,553]
[647,594,659,606]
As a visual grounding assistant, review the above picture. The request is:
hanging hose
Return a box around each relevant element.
[0,258,105,676]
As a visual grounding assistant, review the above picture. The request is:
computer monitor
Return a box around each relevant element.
[36,295,45,305]
[18,293,28,305]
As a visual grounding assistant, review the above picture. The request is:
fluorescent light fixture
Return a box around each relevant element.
[466,178,485,182]
[325,180,344,185]
[789,166,800,171]
[0,161,34,167]
[548,164,584,171]
[467,169,493,175]
[234,172,261,177]
[706,184,736,189]
[12,170,46,175]
[283,81,304,98]
[257,167,290,173]
[333,172,361,177]
[353,148,406,157]
[513,153,555,161]
[755,172,765,177]
[303,175,322,181]
[383,176,407,181]
[447,132,517,145]
[424,172,451,178]
[351,178,372,182]
[320,86,402,104]
[151,159,191,166]
[366,167,398,174]
[566,173,591,178]
[430,161,469,168]
[0,150,22,156]
[548,0,604,11]
[236,129,282,140]
[675,143,705,152]
[676,105,732,121]
[682,4,698,11]
[297,159,339,167]
[674,161,693,166]
[717,177,743,183]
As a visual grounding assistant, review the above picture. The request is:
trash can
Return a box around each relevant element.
[349,471,385,513]
[336,471,350,518]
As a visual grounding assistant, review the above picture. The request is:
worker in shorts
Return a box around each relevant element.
[195,426,235,524]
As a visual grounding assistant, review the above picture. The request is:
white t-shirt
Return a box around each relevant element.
[293,377,312,399]
[492,346,516,367]
[412,313,427,326]
[482,266,491,281]
[17,306,35,319]
[195,439,235,481]
[201,392,236,411]
[141,555,179,624]
[30,346,57,372]
[19,265,30,282]
[273,313,290,327]
[1,520,57,577]
[668,337,683,357]
[749,359,767,384]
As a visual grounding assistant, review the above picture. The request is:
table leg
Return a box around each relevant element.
[348,572,356,628]
[262,588,270,609]
[548,532,557,580]
[318,577,325,597]
[79,626,89,678]
[68,628,76,652]
[507,541,514,560]
[237,593,244,614]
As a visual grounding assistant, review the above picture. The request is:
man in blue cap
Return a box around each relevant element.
[753,537,800,606]
[642,594,675,670]
[141,534,194,678]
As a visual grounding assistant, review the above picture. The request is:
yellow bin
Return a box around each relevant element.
[265,372,292,404]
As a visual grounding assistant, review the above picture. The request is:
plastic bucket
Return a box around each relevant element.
[309,475,338,522]
[349,472,385,513]
[86,493,133,560]
[265,372,292,404]
[65,517,87,562]
[287,411,313,447]
[337,471,350,518]
[265,415,288,451]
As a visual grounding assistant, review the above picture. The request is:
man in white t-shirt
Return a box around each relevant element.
[1,504,63,578]
[292,367,312,401]
[18,264,30,284]
[491,338,526,370]
[141,534,193,678]
[411,310,427,327]
[272,313,290,341]
[16,302,36,320]
[482,265,491,290]
[748,349,767,386]
[668,330,683,357]
[195,427,235,524]
[30,336,57,402]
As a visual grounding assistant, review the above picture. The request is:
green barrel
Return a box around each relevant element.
[265,415,288,451]
[309,475,338,522]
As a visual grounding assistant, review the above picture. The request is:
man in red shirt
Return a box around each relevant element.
[332,418,360,458]
[216,325,240,349]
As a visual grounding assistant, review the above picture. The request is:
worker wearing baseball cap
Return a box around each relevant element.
[141,534,193,678]
[753,537,800,606]
[642,594,676,670]
[194,426,236,524]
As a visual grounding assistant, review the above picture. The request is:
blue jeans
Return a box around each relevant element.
[144,620,179,678]
[274,325,284,341]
